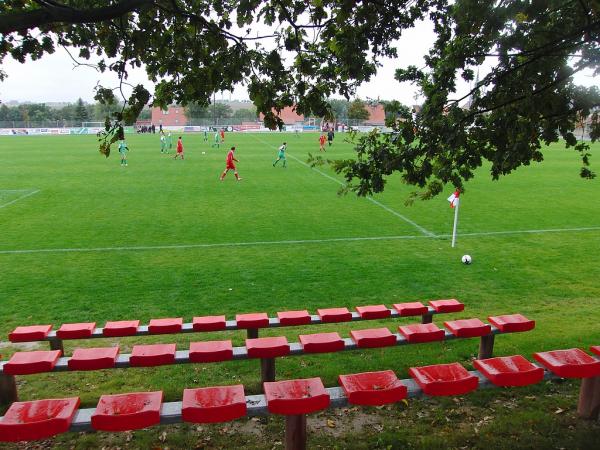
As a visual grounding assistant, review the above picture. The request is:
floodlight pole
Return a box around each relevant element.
[451,199,459,248]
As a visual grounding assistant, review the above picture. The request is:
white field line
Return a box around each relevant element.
[0,189,40,209]
[250,134,435,237]
[1,226,599,256]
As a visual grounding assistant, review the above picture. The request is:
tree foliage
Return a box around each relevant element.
[347,98,370,121]
[0,1,598,195]
[331,0,600,199]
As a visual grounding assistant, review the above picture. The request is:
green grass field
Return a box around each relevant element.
[0,132,599,449]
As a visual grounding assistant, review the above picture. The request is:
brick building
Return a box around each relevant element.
[151,106,187,127]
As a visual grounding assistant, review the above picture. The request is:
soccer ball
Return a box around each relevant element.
[461,255,472,265]
[202,151,206,154]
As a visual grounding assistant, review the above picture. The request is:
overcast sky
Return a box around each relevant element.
[1,19,597,106]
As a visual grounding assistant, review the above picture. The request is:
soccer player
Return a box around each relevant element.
[327,129,334,147]
[319,133,326,152]
[212,131,220,148]
[167,132,173,151]
[160,131,167,153]
[174,136,184,159]
[220,146,242,181]
[220,128,225,143]
[273,142,287,168]
[203,129,208,142]
[118,139,129,166]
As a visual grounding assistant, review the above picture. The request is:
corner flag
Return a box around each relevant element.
[448,189,460,247]
[448,190,460,208]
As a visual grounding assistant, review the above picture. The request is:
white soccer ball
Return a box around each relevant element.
[202,151,206,154]
[461,255,472,265]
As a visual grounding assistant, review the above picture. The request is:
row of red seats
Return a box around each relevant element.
[1,347,598,442]
[1,314,534,374]
[7,300,465,342]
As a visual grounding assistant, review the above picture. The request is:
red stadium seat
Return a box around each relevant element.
[474,355,544,386]
[487,314,535,333]
[298,332,345,353]
[0,397,80,442]
[91,391,163,431]
[317,307,352,323]
[9,325,52,342]
[392,302,428,317]
[428,299,464,313]
[444,318,491,338]
[236,313,269,329]
[277,310,311,326]
[355,305,391,319]
[533,348,600,378]
[103,320,140,337]
[56,322,96,339]
[182,385,247,423]
[246,337,290,358]
[148,318,183,334]
[192,315,226,331]
[264,378,330,415]
[338,370,407,405]
[189,340,233,363]
[3,350,62,375]
[350,328,396,348]
[590,346,600,356]
[130,344,176,367]
[68,347,120,371]
[409,362,479,396]
[398,323,445,343]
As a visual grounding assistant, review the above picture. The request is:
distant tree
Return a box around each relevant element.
[185,103,210,119]
[73,98,89,123]
[137,107,151,120]
[382,100,410,121]
[213,103,233,119]
[347,99,370,121]
[328,99,349,121]
[59,104,76,122]
[232,107,258,120]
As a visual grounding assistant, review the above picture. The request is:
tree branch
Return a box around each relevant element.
[0,0,154,34]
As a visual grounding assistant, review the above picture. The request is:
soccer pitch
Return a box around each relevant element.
[1,132,599,447]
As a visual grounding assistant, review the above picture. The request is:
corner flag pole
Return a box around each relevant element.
[447,189,460,247]
[451,197,459,247]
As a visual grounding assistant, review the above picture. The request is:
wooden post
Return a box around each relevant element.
[247,328,259,339]
[0,373,18,404]
[285,414,307,450]
[421,313,433,324]
[478,334,495,359]
[261,358,276,383]
[49,338,64,353]
[577,376,600,420]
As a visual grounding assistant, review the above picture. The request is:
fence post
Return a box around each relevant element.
[577,376,600,419]
[477,334,495,359]
[0,374,18,404]
[261,358,276,383]
[285,414,307,450]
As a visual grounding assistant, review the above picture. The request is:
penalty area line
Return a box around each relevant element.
[249,134,435,237]
[0,189,40,210]
[0,235,429,255]
[0,226,599,255]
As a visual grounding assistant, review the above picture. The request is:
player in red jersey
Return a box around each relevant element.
[174,136,184,159]
[319,133,326,152]
[220,146,242,181]
[220,128,225,142]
